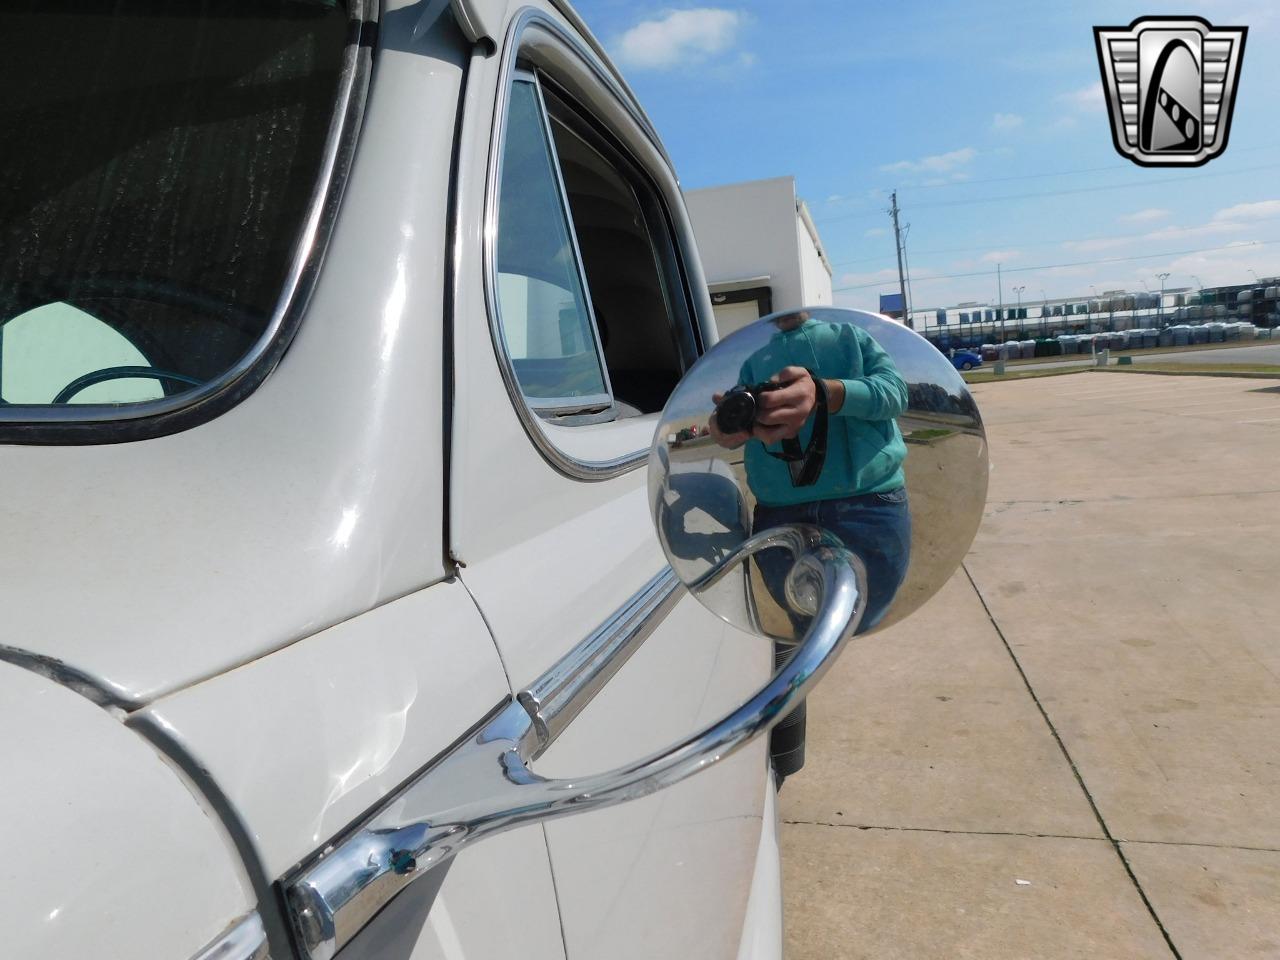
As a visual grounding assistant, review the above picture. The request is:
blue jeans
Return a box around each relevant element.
[753,487,912,635]
[752,488,912,782]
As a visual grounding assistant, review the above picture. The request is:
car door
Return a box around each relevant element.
[449,6,776,957]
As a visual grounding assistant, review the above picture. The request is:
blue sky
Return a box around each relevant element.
[572,0,1280,315]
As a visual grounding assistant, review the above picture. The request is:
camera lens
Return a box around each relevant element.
[716,388,757,434]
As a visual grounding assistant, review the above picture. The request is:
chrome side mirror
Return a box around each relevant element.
[651,307,987,641]
[284,309,986,960]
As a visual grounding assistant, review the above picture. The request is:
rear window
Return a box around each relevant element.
[0,0,350,416]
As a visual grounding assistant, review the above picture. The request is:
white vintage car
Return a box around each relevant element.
[0,2,986,959]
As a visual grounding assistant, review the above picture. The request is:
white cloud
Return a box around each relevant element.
[880,147,977,175]
[1141,200,1280,243]
[613,9,744,71]
[1119,208,1172,224]
[1212,200,1280,222]
[1057,82,1106,113]
[982,250,1019,263]
[991,112,1024,131]
[1063,200,1280,251]
[1166,241,1280,290]
[863,227,888,238]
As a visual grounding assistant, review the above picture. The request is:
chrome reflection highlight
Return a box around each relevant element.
[649,307,988,640]
[190,912,269,960]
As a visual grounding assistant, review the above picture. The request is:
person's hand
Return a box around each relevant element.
[752,367,817,443]
[709,391,751,449]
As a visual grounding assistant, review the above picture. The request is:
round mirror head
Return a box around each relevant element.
[649,307,988,641]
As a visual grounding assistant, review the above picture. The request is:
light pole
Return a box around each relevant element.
[1090,286,1099,333]
[1013,285,1025,339]
[1040,289,1049,336]
[1249,269,1260,283]
[1156,272,1170,328]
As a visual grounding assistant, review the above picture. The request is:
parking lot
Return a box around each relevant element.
[780,372,1280,959]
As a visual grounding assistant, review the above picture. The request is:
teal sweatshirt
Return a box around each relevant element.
[738,319,908,507]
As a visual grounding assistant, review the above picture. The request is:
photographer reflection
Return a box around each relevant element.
[709,310,911,784]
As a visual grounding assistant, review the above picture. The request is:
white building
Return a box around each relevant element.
[685,176,833,339]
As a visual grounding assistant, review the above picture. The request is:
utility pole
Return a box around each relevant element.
[1156,272,1170,328]
[997,263,1004,341]
[889,191,912,329]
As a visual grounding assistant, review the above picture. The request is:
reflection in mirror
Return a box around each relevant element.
[650,308,988,777]
[651,308,986,638]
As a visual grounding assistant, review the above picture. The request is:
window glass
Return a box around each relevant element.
[0,0,349,412]
[495,80,609,408]
[1,304,165,404]
[544,88,692,414]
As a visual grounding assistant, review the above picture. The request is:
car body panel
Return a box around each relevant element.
[536,598,770,959]
[448,4,774,956]
[0,660,252,960]
[0,11,466,705]
[3,3,783,958]
[736,775,784,960]
[338,827,566,960]
[134,579,508,882]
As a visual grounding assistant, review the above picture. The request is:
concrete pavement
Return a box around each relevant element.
[780,372,1280,959]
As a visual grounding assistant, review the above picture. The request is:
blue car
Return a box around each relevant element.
[950,349,983,371]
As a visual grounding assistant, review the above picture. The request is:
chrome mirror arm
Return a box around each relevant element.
[285,533,866,960]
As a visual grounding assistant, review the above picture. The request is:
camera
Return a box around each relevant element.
[714,381,782,434]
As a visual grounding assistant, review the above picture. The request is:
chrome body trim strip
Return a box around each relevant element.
[0,2,373,434]
[450,0,494,45]
[285,535,866,960]
[191,912,269,960]
[481,8,679,481]
[518,567,680,748]
[543,0,671,167]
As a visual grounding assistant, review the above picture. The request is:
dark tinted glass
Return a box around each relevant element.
[0,1,348,407]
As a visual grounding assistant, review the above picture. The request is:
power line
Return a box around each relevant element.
[879,162,1121,191]
[838,141,1280,197]
[817,162,1280,224]
[832,238,1280,291]
[828,212,1280,269]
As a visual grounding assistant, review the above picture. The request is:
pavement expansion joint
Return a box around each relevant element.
[988,487,1280,507]
[1118,838,1280,855]
[962,563,1185,960]
[781,820,1102,844]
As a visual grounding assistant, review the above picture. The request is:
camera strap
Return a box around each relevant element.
[766,371,829,487]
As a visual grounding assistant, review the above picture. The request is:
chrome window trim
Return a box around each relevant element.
[482,8,699,482]
[0,2,374,443]
[497,70,614,415]
[191,912,269,960]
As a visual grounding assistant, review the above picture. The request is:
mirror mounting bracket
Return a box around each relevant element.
[284,533,865,960]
